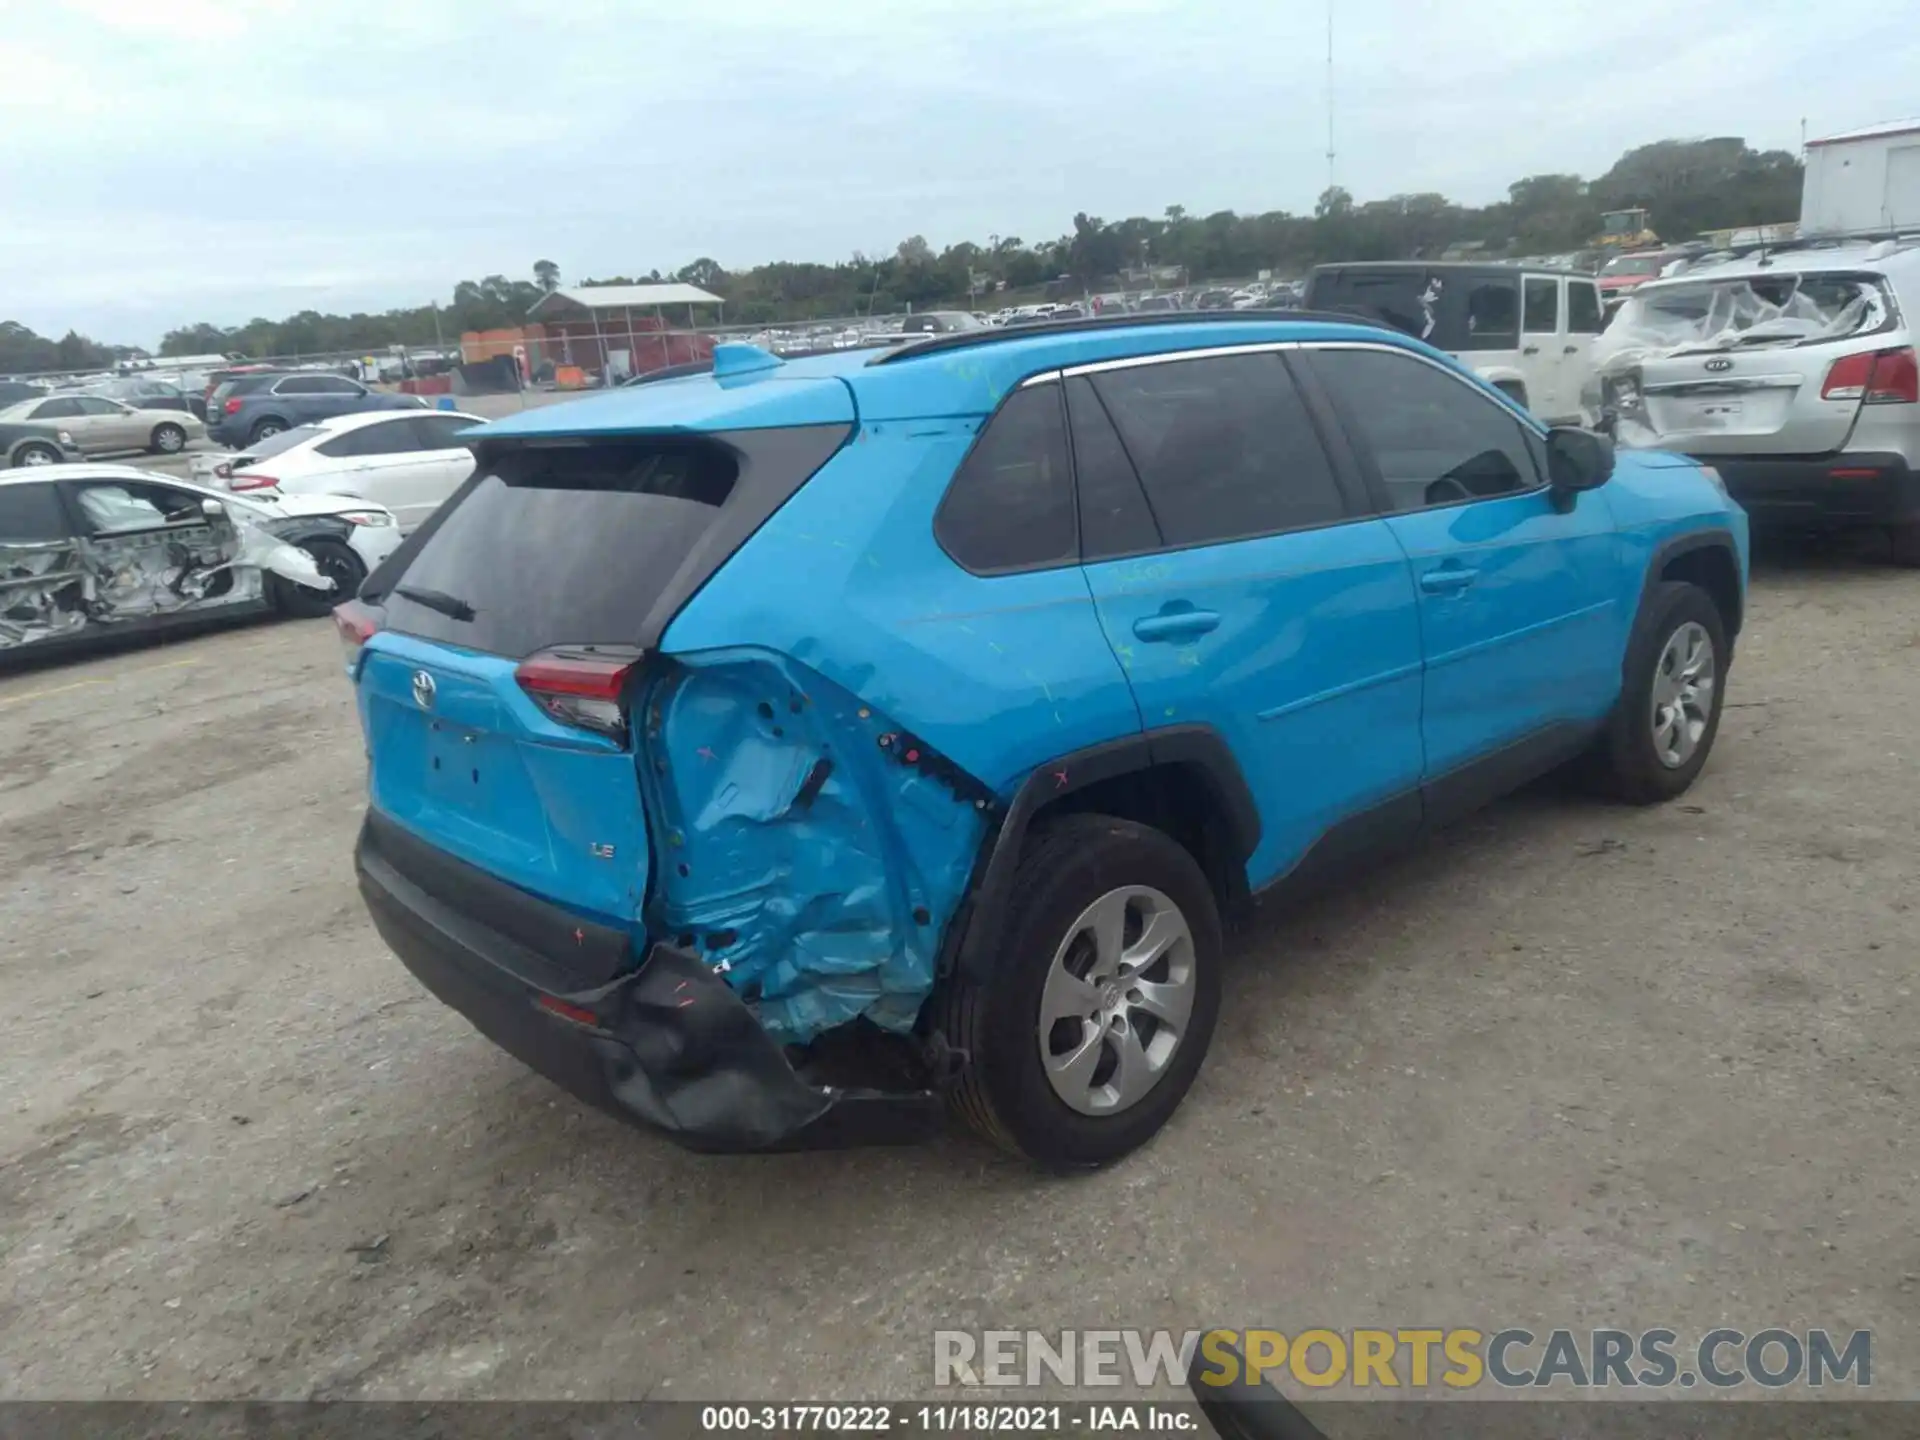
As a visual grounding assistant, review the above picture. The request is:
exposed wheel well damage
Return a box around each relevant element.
[1659,542,1742,637]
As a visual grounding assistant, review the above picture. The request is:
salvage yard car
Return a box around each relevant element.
[0,464,400,655]
[191,409,483,533]
[0,393,205,457]
[341,312,1747,1167]
[205,371,425,448]
[1590,236,1920,564]
[1304,261,1607,425]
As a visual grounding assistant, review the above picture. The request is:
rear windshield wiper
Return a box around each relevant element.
[394,585,476,622]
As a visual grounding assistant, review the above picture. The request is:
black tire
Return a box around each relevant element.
[248,417,287,444]
[1889,524,1920,568]
[10,441,61,467]
[272,537,365,619]
[150,422,187,455]
[941,813,1222,1168]
[1591,581,1729,804]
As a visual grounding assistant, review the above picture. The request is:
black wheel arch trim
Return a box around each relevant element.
[264,514,356,546]
[944,724,1260,984]
[1641,527,1743,639]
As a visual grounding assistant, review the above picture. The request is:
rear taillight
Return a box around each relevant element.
[223,397,244,414]
[1822,346,1918,404]
[333,600,380,677]
[515,645,643,742]
[229,472,278,492]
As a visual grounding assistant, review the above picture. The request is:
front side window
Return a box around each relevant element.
[1311,348,1540,513]
[75,397,124,416]
[69,481,207,534]
[1088,352,1347,548]
[934,383,1076,572]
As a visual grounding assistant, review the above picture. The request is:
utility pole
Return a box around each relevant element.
[1325,0,1336,196]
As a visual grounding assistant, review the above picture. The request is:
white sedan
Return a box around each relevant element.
[190,408,482,533]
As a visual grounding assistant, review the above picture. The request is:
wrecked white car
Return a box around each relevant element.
[1584,240,1920,564]
[0,464,402,656]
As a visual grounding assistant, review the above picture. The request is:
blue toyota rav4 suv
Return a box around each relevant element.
[340,313,1748,1168]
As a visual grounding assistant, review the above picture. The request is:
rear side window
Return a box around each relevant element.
[380,428,847,658]
[317,420,420,459]
[1460,279,1520,350]
[412,415,477,448]
[935,384,1076,572]
[0,483,68,542]
[1089,353,1347,547]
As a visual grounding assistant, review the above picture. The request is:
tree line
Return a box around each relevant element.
[1,136,1803,372]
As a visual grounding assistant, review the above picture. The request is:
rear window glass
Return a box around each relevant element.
[246,425,324,459]
[1609,272,1892,352]
[381,439,742,658]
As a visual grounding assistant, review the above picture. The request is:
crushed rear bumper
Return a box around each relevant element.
[354,811,940,1153]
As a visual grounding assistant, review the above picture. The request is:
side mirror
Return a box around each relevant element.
[1545,425,1613,506]
[201,497,226,517]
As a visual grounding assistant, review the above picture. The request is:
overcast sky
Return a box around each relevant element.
[3,0,1915,346]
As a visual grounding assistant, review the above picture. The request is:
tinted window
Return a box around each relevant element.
[935,385,1075,572]
[1568,282,1603,333]
[274,377,328,395]
[1089,353,1346,547]
[317,419,420,458]
[1459,279,1519,350]
[1305,268,1440,338]
[311,377,364,395]
[382,432,843,660]
[74,397,122,415]
[0,483,68,542]
[1523,278,1560,333]
[1065,376,1160,560]
[412,415,478,448]
[1313,348,1540,513]
[31,398,80,419]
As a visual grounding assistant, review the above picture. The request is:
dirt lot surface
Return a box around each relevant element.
[2,548,1917,1402]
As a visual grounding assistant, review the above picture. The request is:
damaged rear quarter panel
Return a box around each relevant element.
[654,422,1144,1042]
[639,649,988,1043]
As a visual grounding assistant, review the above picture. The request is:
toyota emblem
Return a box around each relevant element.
[411,669,437,709]
[1704,357,1732,372]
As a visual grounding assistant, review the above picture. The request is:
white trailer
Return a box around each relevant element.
[1802,118,1920,234]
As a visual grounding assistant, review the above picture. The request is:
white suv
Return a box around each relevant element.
[1591,238,1920,564]
[1303,262,1606,425]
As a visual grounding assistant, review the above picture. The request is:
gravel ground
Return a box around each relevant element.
[1,546,1916,1402]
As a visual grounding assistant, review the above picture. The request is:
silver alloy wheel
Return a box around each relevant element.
[156,426,185,452]
[1036,885,1196,1116]
[19,446,53,466]
[1650,620,1716,768]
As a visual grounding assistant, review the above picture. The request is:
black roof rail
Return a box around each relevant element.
[866,307,1396,365]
